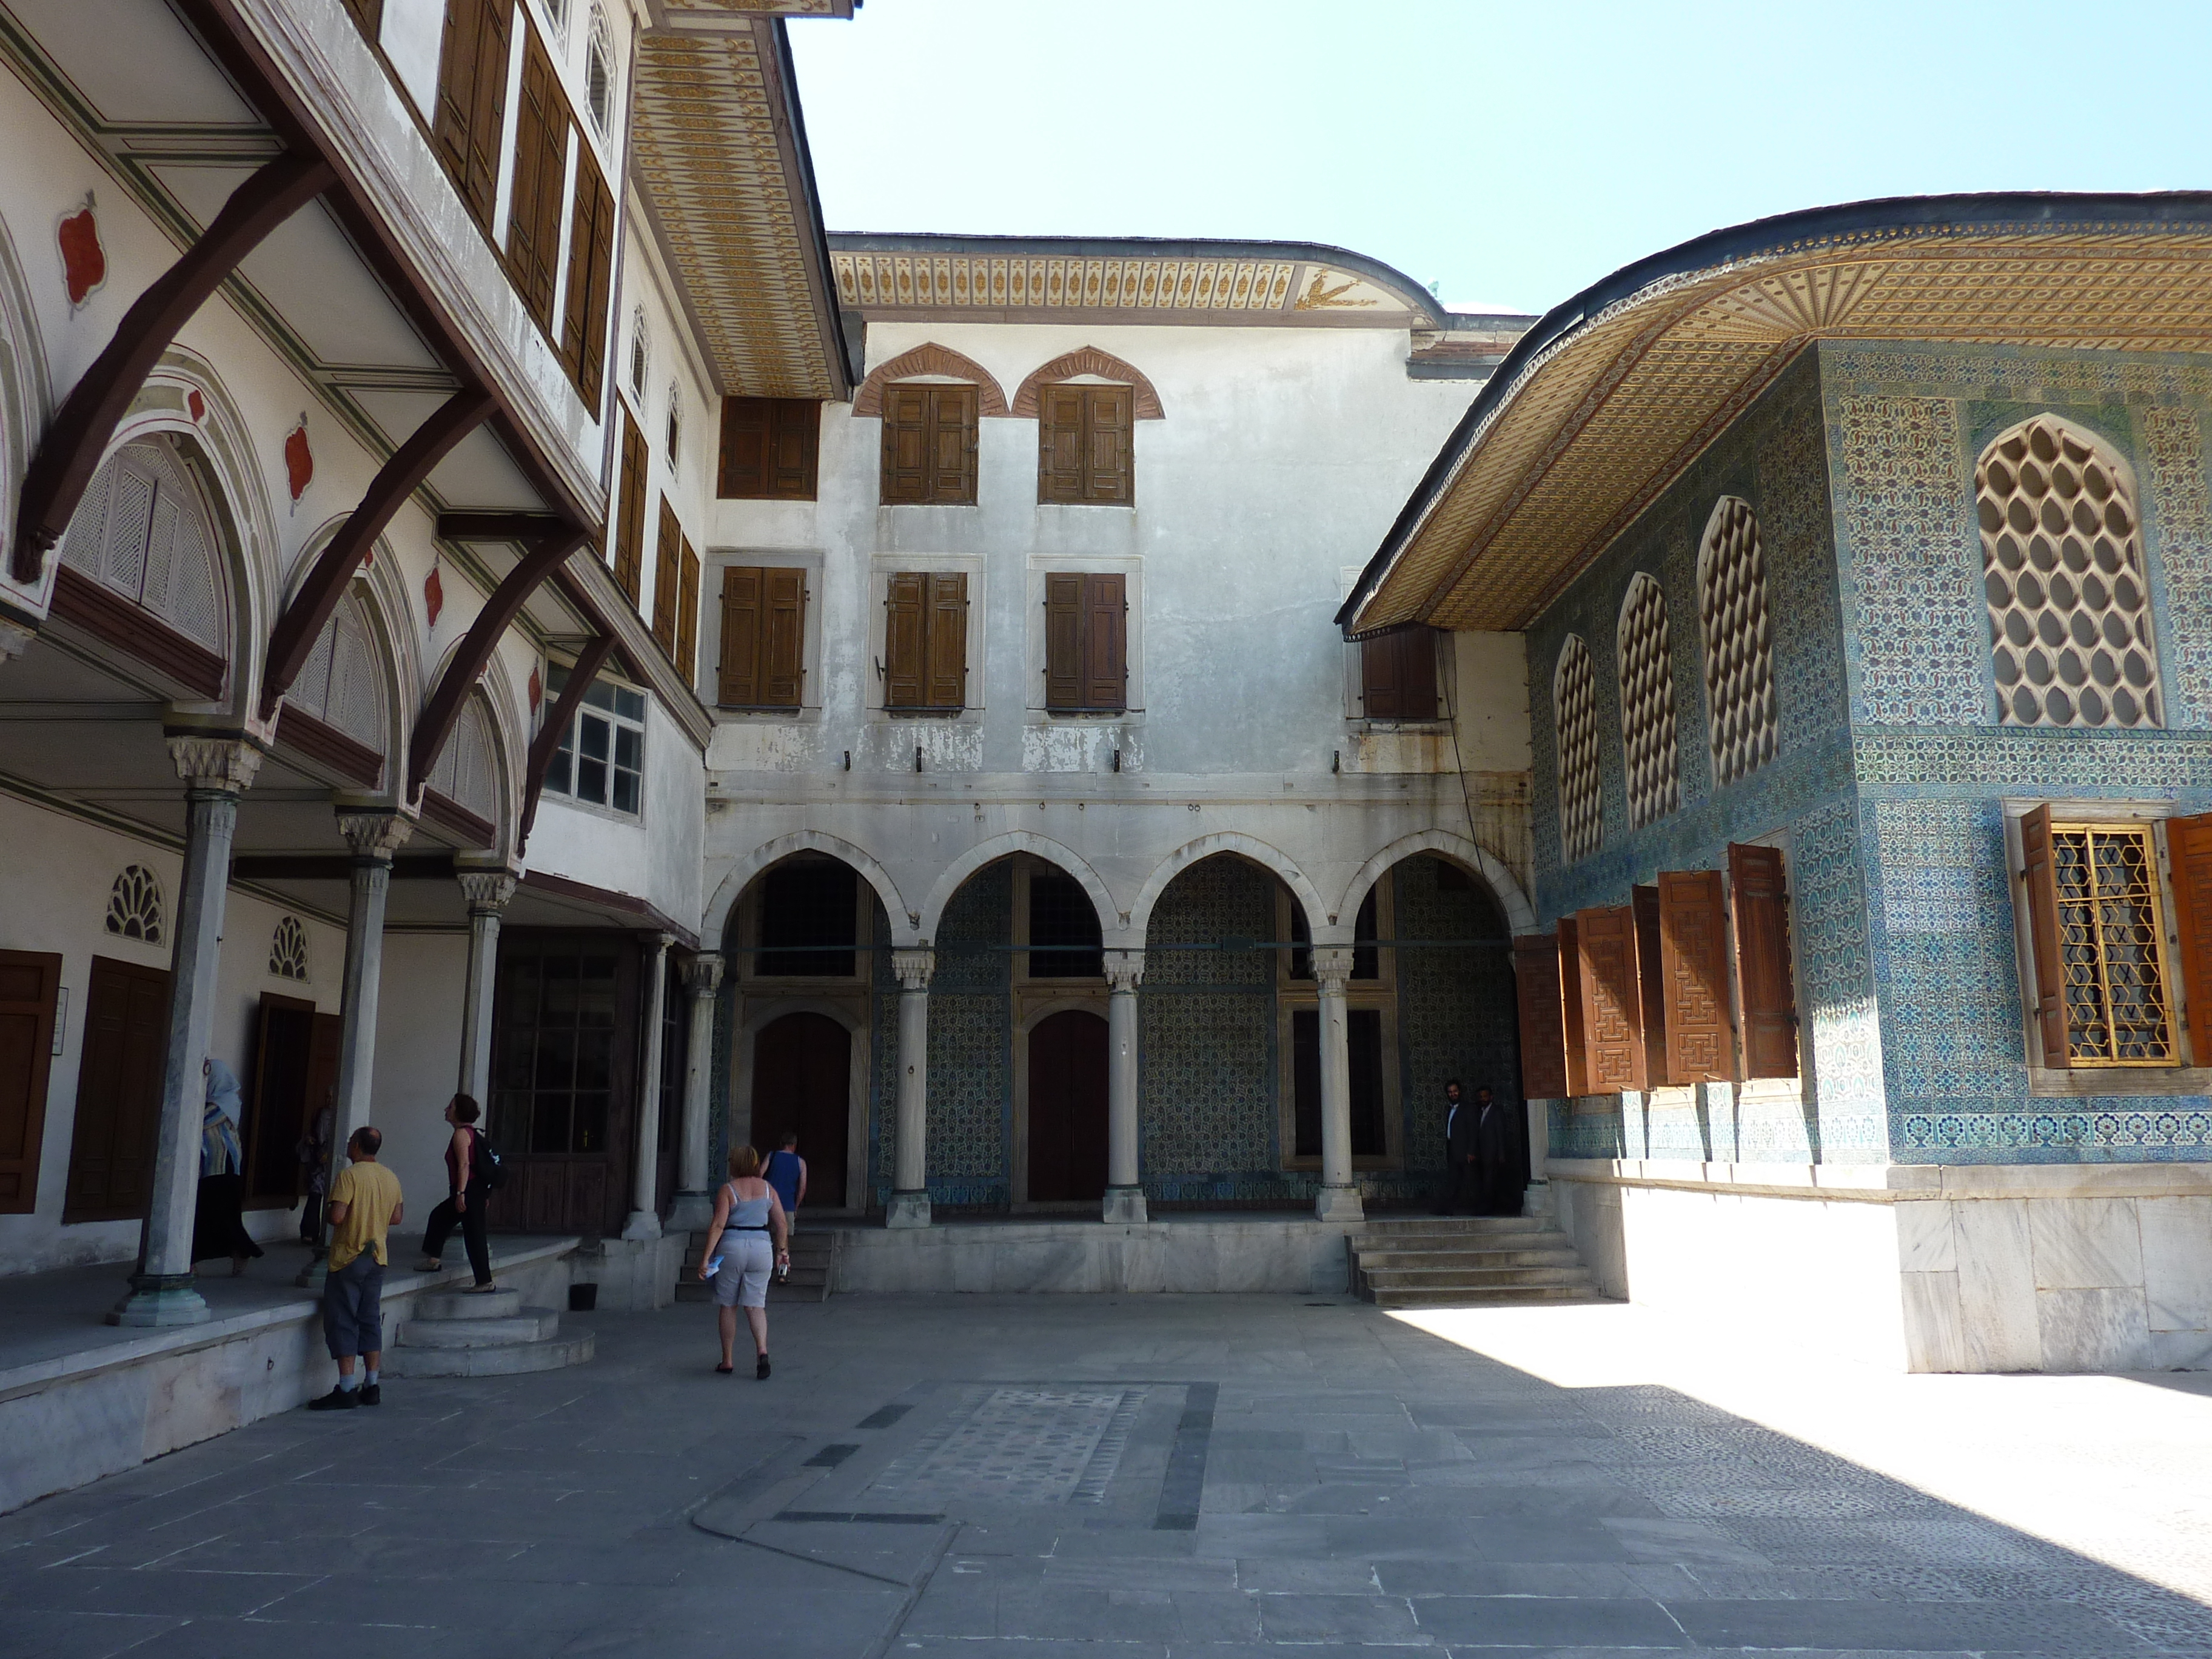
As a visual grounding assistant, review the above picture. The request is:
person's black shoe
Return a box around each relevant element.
[358,1384,381,1406]
[756,1353,771,1380]
[307,1387,359,1411]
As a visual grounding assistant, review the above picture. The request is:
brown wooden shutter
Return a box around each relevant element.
[930,384,977,503]
[1575,905,1649,1091]
[770,400,819,498]
[2168,813,2212,1067]
[1086,386,1133,503]
[651,498,680,649]
[1044,572,1082,709]
[1512,934,1569,1100]
[504,23,565,327]
[927,572,968,709]
[884,572,925,708]
[675,538,700,685]
[1728,843,1800,1079]
[1082,572,1126,710]
[2019,804,2071,1069]
[720,400,821,500]
[0,950,60,1213]
[1558,918,1589,1096]
[882,384,929,503]
[761,568,805,708]
[613,409,647,605]
[1657,868,1734,1085]
[434,0,513,232]
[558,147,615,403]
[1039,385,1085,503]
[1360,632,1403,718]
[719,398,769,497]
[1361,629,1439,720]
[717,566,760,707]
[1632,885,1668,1088]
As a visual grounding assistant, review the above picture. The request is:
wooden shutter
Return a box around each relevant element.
[0,951,59,1214]
[884,572,925,707]
[930,384,977,503]
[614,410,646,605]
[675,538,700,685]
[1085,386,1133,503]
[720,399,820,500]
[558,146,615,403]
[1558,918,1589,1096]
[761,568,805,708]
[1082,572,1126,711]
[651,498,680,649]
[717,566,760,707]
[1512,934,1569,1100]
[2170,813,2212,1067]
[720,398,770,497]
[1039,385,1086,503]
[927,572,968,709]
[504,22,565,327]
[882,384,930,503]
[1729,843,1800,1079]
[434,0,514,232]
[1362,629,1438,720]
[771,400,820,498]
[1361,632,1403,718]
[1044,572,1082,709]
[2020,804,2071,1068]
[1657,868,1734,1084]
[1632,885,1668,1088]
[1575,905,1649,1091]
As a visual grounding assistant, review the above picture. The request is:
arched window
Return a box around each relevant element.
[586,8,615,135]
[1697,496,1778,786]
[1554,635,1600,862]
[269,915,310,981]
[284,584,388,764]
[628,306,649,405]
[59,438,227,658]
[425,695,503,846]
[1979,415,2159,729]
[1616,573,1680,828]
[106,866,164,944]
[665,383,682,471]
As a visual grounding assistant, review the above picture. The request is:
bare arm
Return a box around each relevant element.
[390,1199,404,1226]
[768,1187,789,1258]
[327,1199,350,1225]
[695,1182,732,1279]
[794,1156,807,1209]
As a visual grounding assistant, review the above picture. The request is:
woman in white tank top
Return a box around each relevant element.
[695,1144,790,1378]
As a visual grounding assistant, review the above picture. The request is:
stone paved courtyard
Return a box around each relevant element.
[2,1290,2210,1657]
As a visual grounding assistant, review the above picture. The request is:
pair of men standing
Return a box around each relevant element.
[1441,1080,1521,1217]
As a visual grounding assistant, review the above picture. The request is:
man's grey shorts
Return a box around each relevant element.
[711,1233,772,1309]
[322,1254,384,1357]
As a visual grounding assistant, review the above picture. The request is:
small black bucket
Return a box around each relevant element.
[568,1282,598,1312]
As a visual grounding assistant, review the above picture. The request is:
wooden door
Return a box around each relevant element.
[749,1011,850,1208]
[0,951,61,1213]
[490,934,637,1236]
[62,956,169,1223]
[1027,1010,1107,1203]
[246,993,314,1206]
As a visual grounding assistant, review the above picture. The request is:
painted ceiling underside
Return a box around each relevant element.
[1345,204,2212,637]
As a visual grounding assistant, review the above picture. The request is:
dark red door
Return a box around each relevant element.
[1027,1010,1107,1203]
[750,1011,849,1207]
[62,956,169,1223]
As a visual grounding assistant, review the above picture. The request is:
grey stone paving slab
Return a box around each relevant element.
[1412,1594,1691,1647]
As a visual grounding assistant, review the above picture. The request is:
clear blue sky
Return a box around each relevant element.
[788,0,2212,317]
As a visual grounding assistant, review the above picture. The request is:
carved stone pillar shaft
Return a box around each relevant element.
[666,953,724,1234]
[1102,951,1146,1225]
[1311,947,1363,1224]
[454,869,516,1111]
[623,934,675,1240]
[888,948,933,1230]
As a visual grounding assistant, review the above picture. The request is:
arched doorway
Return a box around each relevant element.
[751,1011,850,1208]
[1027,1009,1107,1203]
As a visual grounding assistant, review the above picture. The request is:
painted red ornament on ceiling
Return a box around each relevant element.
[57,197,104,308]
[186,388,206,424]
[283,417,312,503]
[528,665,543,713]
[424,565,444,628]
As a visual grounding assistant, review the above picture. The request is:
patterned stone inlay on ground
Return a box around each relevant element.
[865,1386,1148,1506]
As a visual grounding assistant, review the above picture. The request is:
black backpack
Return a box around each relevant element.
[474,1127,509,1191]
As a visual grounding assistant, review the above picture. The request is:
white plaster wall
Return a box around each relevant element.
[1452,631,1532,773]
[366,932,471,1216]
[526,694,706,932]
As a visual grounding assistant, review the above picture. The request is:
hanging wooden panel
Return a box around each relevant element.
[559,148,615,402]
[1728,843,1800,1079]
[1512,934,1569,1099]
[651,498,681,649]
[2168,811,2212,1067]
[761,568,805,708]
[0,950,59,1214]
[504,22,567,327]
[1632,885,1668,1088]
[1558,917,1589,1097]
[1574,906,1647,1092]
[926,571,968,709]
[1657,868,1734,1084]
[1044,572,1083,709]
[717,566,761,707]
[884,572,926,708]
[1082,572,1127,710]
[614,410,647,605]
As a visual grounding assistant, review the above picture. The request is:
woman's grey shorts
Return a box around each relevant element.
[712,1233,773,1309]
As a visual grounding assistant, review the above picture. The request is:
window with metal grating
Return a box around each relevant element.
[1697,497,1778,788]
[1615,573,1680,828]
[1554,634,1600,863]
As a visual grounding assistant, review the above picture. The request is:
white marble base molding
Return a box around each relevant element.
[831,1218,1359,1295]
[1547,1159,2212,1374]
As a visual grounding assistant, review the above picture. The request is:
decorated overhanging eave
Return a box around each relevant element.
[1339,193,2212,640]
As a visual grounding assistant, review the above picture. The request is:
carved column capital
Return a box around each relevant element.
[892,948,934,992]
[683,952,725,999]
[1104,950,1146,994]
[1310,945,1354,996]
[166,734,263,796]
[337,810,412,861]
[455,870,517,915]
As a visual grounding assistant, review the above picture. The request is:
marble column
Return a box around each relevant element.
[623,934,675,1240]
[666,952,723,1234]
[1311,946,1364,1222]
[454,868,515,1111]
[1102,950,1147,1224]
[110,736,261,1328]
[1524,1096,1552,1218]
[886,947,933,1229]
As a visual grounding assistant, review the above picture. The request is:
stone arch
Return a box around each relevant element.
[729,995,871,1212]
[1336,830,1537,939]
[1010,346,1165,420]
[918,831,1117,945]
[851,343,1010,418]
[706,832,914,948]
[1129,833,1330,942]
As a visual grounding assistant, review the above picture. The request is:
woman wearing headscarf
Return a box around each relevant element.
[191,1057,263,1275]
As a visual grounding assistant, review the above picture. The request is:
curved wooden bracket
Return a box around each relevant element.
[517,631,617,854]
[12,152,337,583]
[260,387,494,718]
[408,528,588,800]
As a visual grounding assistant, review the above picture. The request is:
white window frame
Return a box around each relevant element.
[541,662,648,822]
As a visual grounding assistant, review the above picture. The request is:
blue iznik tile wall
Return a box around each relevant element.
[1824,340,2212,1162]
[1394,854,1521,1181]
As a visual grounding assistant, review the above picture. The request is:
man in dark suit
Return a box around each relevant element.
[1441,1080,1478,1215]
[1467,1085,1521,1216]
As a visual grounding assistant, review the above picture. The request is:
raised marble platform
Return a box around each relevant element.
[827,1213,1360,1295]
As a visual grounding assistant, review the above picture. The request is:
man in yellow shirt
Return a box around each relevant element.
[309,1125,403,1411]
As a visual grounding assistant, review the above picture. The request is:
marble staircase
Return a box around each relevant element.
[384,1287,595,1376]
[1348,1216,1602,1308]
[672,1227,837,1304]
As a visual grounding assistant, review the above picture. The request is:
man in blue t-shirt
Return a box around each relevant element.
[763,1131,806,1233]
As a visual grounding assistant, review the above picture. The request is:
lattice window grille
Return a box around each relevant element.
[60,440,224,652]
[106,865,164,943]
[2051,823,2174,1065]
[1697,496,1778,786]
[269,915,310,981]
[1554,634,1601,863]
[286,587,386,754]
[1616,573,1680,829]
[429,696,501,823]
[1979,417,2160,729]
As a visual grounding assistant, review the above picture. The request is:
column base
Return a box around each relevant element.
[885,1190,932,1230]
[106,1275,212,1328]
[664,1191,714,1234]
[620,1210,663,1242]
[295,1256,328,1292]
[1101,1187,1148,1225]
[1521,1179,1552,1220]
[1313,1184,1364,1223]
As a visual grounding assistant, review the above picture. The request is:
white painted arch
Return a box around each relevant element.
[1127,832,1332,943]
[1336,830,1537,937]
[705,831,916,948]
[918,831,1119,945]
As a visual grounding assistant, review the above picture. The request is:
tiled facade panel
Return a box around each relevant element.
[1393,854,1522,1178]
[1824,341,2212,1163]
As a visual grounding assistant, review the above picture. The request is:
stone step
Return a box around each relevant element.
[1360,1264,1595,1289]
[398,1309,566,1347]
[1371,1284,1600,1308]
[383,1332,595,1377]
[1352,1236,1576,1259]
[1356,1215,1549,1234]
[411,1289,524,1320]
[1352,1247,1585,1270]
